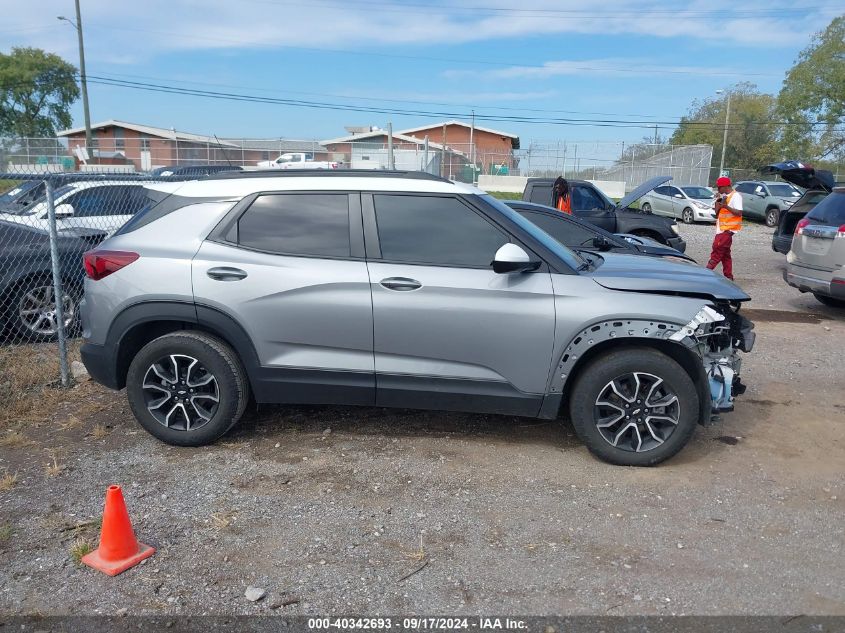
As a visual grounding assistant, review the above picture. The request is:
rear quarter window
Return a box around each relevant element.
[806,192,845,226]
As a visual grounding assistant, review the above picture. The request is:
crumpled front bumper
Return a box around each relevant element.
[671,305,755,416]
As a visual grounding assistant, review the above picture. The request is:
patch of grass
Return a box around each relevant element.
[44,450,64,477]
[70,538,93,563]
[88,423,110,439]
[0,430,33,448]
[58,415,82,431]
[0,524,12,542]
[0,469,18,491]
[488,191,522,200]
[210,511,236,529]
[401,533,427,562]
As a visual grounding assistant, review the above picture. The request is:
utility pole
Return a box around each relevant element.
[387,121,395,170]
[716,89,731,178]
[59,0,92,152]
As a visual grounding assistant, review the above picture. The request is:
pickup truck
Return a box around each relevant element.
[522,176,686,252]
[256,152,339,170]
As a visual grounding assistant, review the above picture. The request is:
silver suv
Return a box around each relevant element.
[784,186,845,308]
[79,171,755,466]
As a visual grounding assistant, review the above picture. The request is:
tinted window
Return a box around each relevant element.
[735,183,753,194]
[520,211,600,248]
[374,195,507,267]
[572,186,608,211]
[66,186,120,217]
[681,186,712,199]
[528,184,553,205]
[237,194,350,257]
[806,191,845,226]
[653,186,672,196]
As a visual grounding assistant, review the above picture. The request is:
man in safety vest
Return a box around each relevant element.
[706,176,742,281]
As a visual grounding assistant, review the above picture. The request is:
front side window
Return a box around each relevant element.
[236,193,350,257]
[374,194,507,267]
[572,186,608,211]
[654,186,672,196]
[65,186,119,217]
[768,184,800,197]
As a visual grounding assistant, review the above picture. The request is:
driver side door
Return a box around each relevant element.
[571,185,616,232]
[364,193,556,416]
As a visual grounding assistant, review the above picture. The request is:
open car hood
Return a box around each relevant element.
[585,253,749,301]
[617,175,672,209]
[760,161,834,192]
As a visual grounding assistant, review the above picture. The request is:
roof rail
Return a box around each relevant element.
[203,169,451,182]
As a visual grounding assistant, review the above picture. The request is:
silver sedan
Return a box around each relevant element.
[640,185,716,224]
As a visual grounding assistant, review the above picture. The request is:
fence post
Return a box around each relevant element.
[44,178,71,387]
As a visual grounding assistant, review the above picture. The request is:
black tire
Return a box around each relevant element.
[765,207,780,228]
[641,202,652,214]
[568,347,700,466]
[813,293,845,309]
[126,331,249,446]
[682,208,694,224]
[7,276,80,343]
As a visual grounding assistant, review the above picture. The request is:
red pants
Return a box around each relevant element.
[707,231,734,280]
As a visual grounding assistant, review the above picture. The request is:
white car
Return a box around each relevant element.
[0,181,154,236]
[640,184,716,224]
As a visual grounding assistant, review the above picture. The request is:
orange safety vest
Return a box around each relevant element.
[717,191,742,233]
[556,193,572,214]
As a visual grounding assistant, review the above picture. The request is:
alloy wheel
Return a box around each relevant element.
[18,284,75,337]
[682,208,694,223]
[593,372,681,453]
[641,203,651,213]
[766,209,779,227]
[142,354,220,431]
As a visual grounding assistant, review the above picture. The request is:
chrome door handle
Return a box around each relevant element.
[380,277,421,291]
[207,266,248,281]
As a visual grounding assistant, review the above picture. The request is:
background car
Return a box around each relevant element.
[0,221,104,342]
[522,176,686,251]
[0,181,156,236]
[734,180,802,227]
[639,184,715,224]
[765,161,837,254]
[783,186,845,308]
[505,201,693,261]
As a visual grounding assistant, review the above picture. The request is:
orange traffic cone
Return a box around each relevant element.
[81,485,155,576]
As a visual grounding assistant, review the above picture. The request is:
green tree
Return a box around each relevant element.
[0,47,79,137]
[777,16,845,160]
[669,82,779,172]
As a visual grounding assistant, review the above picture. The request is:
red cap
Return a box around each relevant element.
[716,176,732,187]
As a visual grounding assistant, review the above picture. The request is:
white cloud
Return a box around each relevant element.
[2,0,838,64]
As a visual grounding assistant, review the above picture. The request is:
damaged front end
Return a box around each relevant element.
[670,303,755,417]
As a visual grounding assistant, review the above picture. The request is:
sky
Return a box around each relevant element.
[2,0,843,147]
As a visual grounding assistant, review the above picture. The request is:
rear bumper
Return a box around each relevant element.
[783,265,845,299]
[666,236,687,253]
[80,342,121,390]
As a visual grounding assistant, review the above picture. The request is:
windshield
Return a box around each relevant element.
[0,180,41,206]
[769,184,800,197]
[14,184,76,216]
[478,195,588,272]
[681,186,713,199]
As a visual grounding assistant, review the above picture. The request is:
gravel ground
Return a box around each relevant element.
[0,219,843,617]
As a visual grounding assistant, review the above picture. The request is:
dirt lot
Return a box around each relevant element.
[0,221,843,617]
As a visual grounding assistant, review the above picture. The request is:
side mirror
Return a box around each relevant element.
[591,236,613,251]
[756,191,767,197]
[492,243,540,274]
[54,203,74,218]
[673,193,684,199]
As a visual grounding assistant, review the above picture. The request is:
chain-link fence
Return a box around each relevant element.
[0,165,207,388]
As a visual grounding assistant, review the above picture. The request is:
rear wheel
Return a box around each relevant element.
[8,277,79,342]
[641,202,652,214]
[813,293,845,309]
[568,348,699,466]
[126,331,249,446]
[681,208,694,224]
[765,207,780,227]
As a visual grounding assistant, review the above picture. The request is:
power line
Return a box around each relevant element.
[83,74,844,130]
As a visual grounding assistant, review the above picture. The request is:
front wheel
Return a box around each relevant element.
[126,331,249,446]
[568,348,700,466]
[814,293,845,308]
[641,202,652,214]
[682,208,694,224]
[8,277,79,342]
[765,208,780,228]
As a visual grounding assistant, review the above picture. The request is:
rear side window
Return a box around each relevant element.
[806,191,845,226]
[373,194,507,267]
[237,193,350,257]
[528,184,553,205]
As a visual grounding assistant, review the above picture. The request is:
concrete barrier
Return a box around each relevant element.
[477,175,626,200]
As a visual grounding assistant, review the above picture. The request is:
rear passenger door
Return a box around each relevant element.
[192,192,375,404]
[364,193,556,416]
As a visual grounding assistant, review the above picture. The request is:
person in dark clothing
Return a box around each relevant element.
[552,176,571,214]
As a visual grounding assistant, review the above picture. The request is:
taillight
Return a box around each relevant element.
[795,218,810,235]
[83,250,139,281]
[838,224,845,238]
